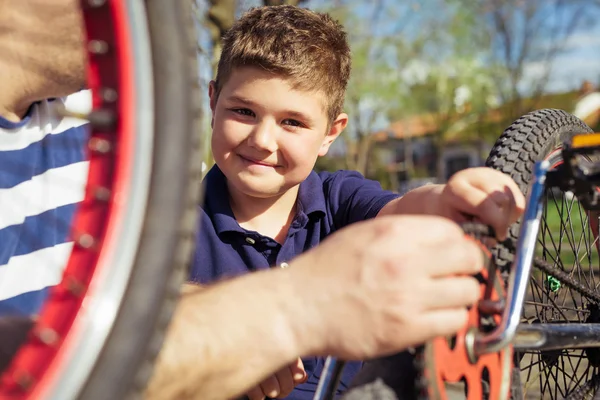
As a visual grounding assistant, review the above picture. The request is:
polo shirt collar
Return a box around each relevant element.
[203,165,244,236]
[296,170,327,217]
[203,165,326,236]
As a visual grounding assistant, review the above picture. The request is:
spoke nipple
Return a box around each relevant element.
[36,328,60,346]
[101,88,118,102]
[76,233,96,249]
[88,0,106,7]
[64,277,87,297]
[88,40,109,55]
[88,109,117,128]
[15,372,34,390]
[93,186,112,201]
[88,137,112,154]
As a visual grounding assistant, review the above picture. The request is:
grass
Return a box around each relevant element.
[519,194,600,399]
[536,193,599,271]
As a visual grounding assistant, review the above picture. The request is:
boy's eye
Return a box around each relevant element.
[283,119,303,128]
[231,108,254,117]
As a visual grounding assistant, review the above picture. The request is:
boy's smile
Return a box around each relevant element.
[210,67,347,200]
[238,154,280,169]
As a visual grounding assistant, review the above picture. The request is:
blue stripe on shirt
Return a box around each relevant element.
[0,203,77,266]
[0,126,88,189]
[0,287,49,316]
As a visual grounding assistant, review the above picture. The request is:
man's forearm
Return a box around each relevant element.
[144,269,307,400]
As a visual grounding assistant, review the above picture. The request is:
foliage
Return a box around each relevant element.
[446,0,598,120]
[197,0,600,184]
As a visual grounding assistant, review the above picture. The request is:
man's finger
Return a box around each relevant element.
[424,236,484,277]
[259,375,281,399]
[424,276,481,311]
[412,308,470,342]
[273,366,295,398]
[289,357,306,383]
[246,386,266,400]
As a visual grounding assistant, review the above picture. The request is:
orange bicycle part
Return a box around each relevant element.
[571,132,600,148]
[421,243,513,400]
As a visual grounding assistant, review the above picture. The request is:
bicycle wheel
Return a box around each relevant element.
[486,109,598,399]
[0,1,201,399]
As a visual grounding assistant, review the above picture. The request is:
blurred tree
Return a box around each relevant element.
[314,1,421,184]
[360,1,499,181]
[398,59,498,179]
[199,0,600,183]
[206,0,236,74]
[342,39,396,176]
[449,0,596,122]
[374,0,599,181]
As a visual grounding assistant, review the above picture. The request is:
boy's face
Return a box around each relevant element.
[210,67,347,199]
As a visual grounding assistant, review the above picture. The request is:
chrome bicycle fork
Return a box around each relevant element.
[313,356,345,400]
[467,160,550,358]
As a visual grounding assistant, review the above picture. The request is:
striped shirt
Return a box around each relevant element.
[0,94,90,316]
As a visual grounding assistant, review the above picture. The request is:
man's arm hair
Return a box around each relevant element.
[144,269,309,400]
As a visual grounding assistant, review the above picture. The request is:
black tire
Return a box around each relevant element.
[485,109,596,399]
[76,1,202,399]
[486,108,593,271]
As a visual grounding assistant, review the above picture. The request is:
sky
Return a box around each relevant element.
[348,0,600,94]
[534,27,600,93]
[195,0,600,109]
[506,1,600,93]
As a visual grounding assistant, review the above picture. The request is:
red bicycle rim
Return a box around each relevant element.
[0,0,140,398]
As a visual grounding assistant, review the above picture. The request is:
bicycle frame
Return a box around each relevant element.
[470,160,549,357]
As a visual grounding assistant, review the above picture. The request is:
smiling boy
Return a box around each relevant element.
[190,5,523,400]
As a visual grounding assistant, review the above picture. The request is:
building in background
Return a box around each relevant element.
[371,82,592,193]
[572,81,600,130]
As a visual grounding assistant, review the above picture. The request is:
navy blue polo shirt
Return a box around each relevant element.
[190,165,399,399]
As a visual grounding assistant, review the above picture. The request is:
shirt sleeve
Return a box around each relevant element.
[320,170,400,229]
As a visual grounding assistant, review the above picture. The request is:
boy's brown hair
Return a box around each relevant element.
[214,5,351,123]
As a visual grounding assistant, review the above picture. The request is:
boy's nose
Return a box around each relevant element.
[247,122,278,153]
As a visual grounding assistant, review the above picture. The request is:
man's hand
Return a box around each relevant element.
[380,167,525,240]
[147,215,491,400]
[245,358,307,399]
[287,215,485,361]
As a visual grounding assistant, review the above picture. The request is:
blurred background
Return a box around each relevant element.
[194,0,600,193]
